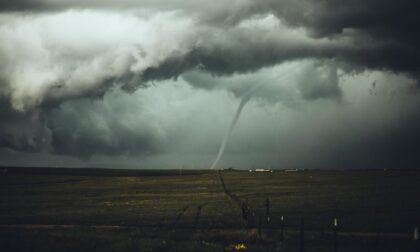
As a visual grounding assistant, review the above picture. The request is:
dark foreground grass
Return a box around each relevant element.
[0,168,419,251]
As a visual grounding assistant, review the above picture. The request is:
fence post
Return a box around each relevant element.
[414,226,418,250]
[333,217,338,252]
[266,198,270,238]
[300,216,305,252]
[280,215,284,242]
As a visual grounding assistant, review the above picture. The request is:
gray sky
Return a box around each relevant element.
[1,0,420,169]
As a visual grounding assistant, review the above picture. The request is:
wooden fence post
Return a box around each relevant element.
[280,215,284,242]
[266,198,270,238]
[333,217,338,252]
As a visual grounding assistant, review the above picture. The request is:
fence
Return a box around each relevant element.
[217,170,419,251]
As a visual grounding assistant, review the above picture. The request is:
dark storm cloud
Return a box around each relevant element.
[1,1,419,111]
[0,0,235,13]
[256,0,420,78]
[143,3,420,85]
[45,98,163,160]
[1,0,420,168]
[0,88,168,159]
[0,0,44,12]
[1,0,419,78]
[0,99,49,152]
[117,0,420,85]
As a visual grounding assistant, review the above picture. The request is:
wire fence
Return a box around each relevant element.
[217,170,419,251]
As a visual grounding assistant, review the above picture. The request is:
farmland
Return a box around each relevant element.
[0,168,419,251]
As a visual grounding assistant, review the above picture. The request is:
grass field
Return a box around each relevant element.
[0,168,419,251]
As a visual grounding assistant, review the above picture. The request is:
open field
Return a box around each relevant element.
[0,168,419,251]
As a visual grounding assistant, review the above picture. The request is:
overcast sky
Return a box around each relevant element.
[1,0,420,169]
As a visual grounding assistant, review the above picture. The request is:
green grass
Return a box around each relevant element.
[0,169,419,251]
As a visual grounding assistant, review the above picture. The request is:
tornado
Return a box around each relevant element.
[209,92,252,170]
[209,63,301,170]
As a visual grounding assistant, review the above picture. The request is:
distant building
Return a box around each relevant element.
[285,169,298,172]
[250,168,273,173]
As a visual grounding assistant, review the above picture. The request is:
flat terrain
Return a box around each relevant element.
[0,168,419,251]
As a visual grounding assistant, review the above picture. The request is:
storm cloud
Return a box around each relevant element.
[1,1,420,169]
